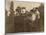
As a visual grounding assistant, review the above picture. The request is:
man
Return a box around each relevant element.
[31,7,40,32]
[31,7,40,22]
[35,8,40,19]
[15,6,21,16]
[21,7,26,16]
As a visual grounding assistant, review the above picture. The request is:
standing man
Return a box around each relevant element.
[31,7,40,32]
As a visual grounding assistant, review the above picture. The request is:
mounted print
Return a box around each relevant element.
[5,0,44,33]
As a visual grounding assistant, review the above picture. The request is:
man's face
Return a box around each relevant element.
[21,9,26,14]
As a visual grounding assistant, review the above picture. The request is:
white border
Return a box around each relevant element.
[0,0,5,35]
[16,0,44,3]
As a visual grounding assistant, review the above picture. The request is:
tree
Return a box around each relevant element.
[10,1,14,16]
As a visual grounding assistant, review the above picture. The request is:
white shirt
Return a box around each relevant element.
[7,11,10,16]
[35,10,40,19]
[31,13,36,21]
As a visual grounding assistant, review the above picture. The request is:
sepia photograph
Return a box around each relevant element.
[5,0,44,33]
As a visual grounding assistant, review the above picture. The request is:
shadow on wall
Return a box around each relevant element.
[38,3,44,32]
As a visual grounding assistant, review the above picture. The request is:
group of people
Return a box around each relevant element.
[7,6,40,23]
[14,6,40,22]
[6,6,41,31]
[14,6,40,31]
